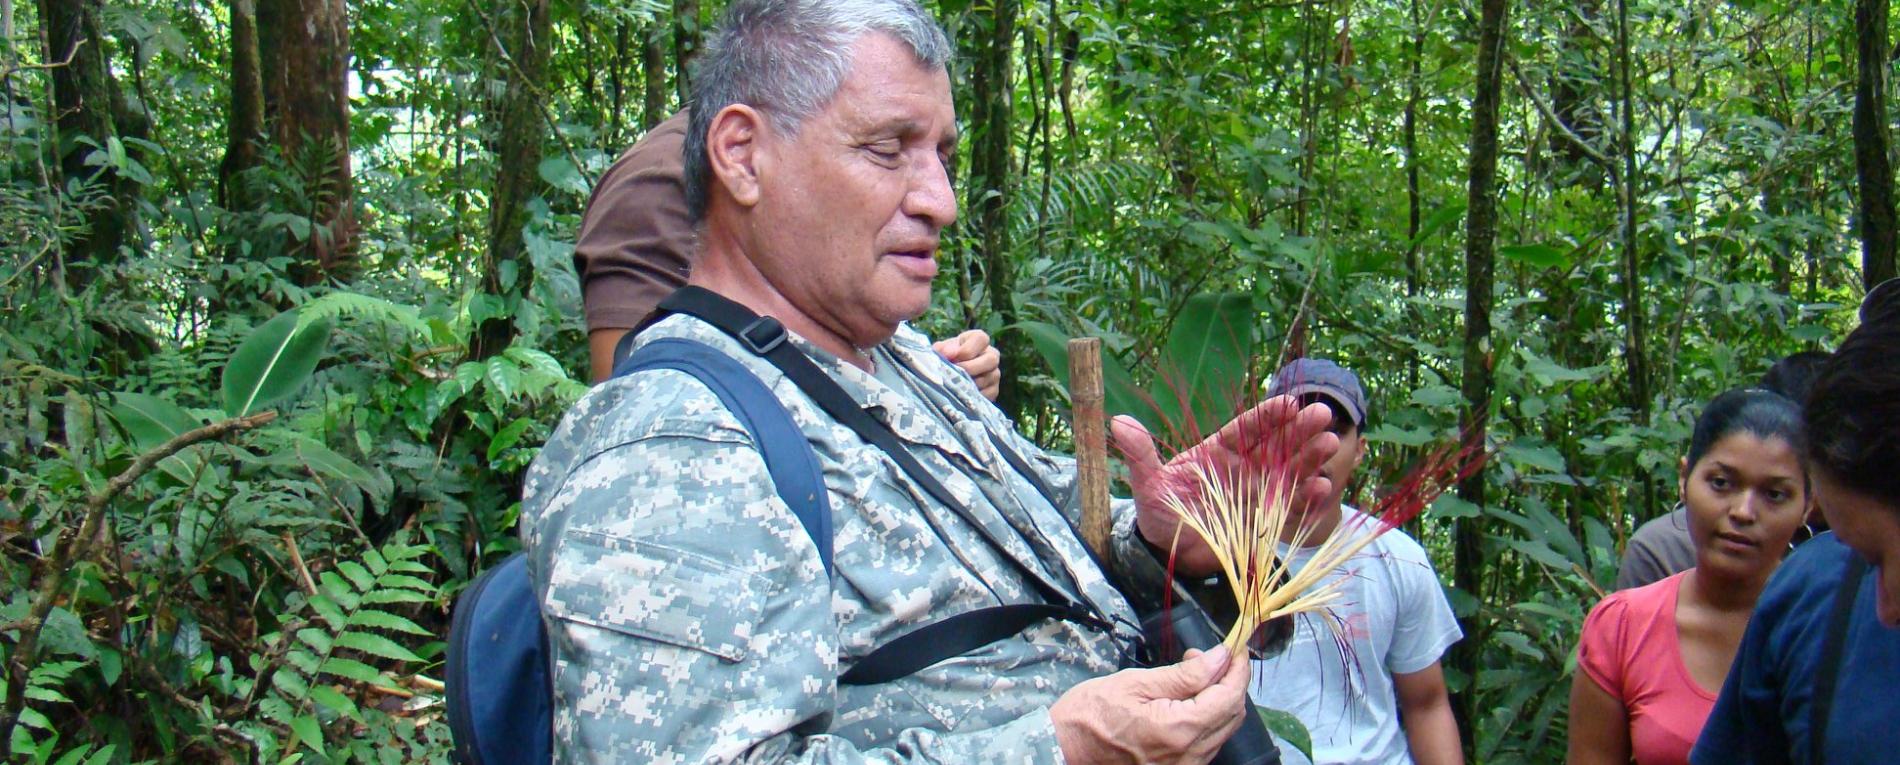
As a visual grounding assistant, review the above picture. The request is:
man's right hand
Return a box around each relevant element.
[1049,645,1252,765]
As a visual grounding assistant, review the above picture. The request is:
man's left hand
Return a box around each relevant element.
[1110,397,1340,576]
[934,329,1002,402]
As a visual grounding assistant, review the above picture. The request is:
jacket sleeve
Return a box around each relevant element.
[531,424,1067,765]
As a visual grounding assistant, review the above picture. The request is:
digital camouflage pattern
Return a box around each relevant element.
[521,313,1170,763]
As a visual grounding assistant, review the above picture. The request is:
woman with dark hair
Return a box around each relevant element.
[1568,390,1812,765]
[1691,280,1900,765]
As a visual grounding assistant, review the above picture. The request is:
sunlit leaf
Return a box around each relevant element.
[221,309,335,417]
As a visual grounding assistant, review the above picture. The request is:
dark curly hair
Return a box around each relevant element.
[1804,279,1900,507]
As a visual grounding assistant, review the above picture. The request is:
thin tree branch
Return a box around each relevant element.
[1,410,277,746]
[1505,55,1615,173]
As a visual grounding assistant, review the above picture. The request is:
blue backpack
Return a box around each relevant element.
[444,337,832,765]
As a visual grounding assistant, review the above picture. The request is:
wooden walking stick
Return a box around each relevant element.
[1067,337,1113,564]
[1067,336,1279,764]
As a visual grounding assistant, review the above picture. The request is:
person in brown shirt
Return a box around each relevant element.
[575,111,1001,395]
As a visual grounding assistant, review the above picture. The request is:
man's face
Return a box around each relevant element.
[1816,470,1900,627]
[746,33,958,350]
[1293,402,1364,520]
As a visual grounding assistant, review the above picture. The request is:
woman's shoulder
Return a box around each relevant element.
[1585,571,1685,632]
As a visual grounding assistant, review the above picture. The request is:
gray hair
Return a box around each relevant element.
[682,0,953,221]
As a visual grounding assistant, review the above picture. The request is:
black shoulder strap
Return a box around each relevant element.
[656,287,1095,617]
[654,287,1110,682]
[1810,552,1867,765]
[838,603,1074,685]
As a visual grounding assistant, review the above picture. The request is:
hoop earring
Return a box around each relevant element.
[1671,501,1687,529]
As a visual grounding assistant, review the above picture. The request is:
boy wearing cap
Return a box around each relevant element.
[1250,359,1466,765]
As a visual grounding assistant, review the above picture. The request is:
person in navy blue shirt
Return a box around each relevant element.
[1692,278,1900,765]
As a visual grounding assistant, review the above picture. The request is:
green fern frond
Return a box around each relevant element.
[296,292,431,338]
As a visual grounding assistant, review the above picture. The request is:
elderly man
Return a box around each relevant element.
[521,0,1338,761]
[572,111,1002,393]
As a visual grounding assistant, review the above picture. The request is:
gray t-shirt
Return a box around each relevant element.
[1614,507,1697,590]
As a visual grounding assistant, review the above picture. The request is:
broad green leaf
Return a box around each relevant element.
[1500,443,1567,475]
[1257,706,1312,763]
[279,434,376,490]
[316,656,387,685]
[485,356,523,400]
[272,668,311,698]
[334,631,424,663]
[1498,243,1571,270]
[487,417,534,462]
[1159,293,1256,435]
[1520,354,1603,386]
[310,685,363,722]
[82,746,116,765]
[347,609,431,636]
[1364,423,1436,447]
[1410,385,1464,409]
[41,607,97,660]
[307,593,348,631]
[537,155,591,195]
[1513,601,1578,623]
[1494,631,1546,660]
[318,571,362,609]
[286,648,321,676]
[104,392,205,489]
[1504,538,1573,571]
[96,649,122,688]
[371,574,436,593]
[1015,321,1154,430]
[296,292,430,338]
[1430,495,1482,519]
[290,714,325,755]
[296,628,333,654]
[220,309,335,417]
[359,588,434,606]
[505,347,569,381]
[1406,202,1466,250]
[336,561,375,593]
[108,392,200,447]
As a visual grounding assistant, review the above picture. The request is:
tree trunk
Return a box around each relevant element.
[642,18,669,130]
[1403,0,1422,347]
[1616,0,1655,516]
[1549,0,1602,174]
[1856,0,1898,289]
[258,0,356,284]
[1450,0,1509,748]
[38,0,133,288]
[968,0,1023,419]
[673,0,700,106]
[218,0,265,213]
[468,0,551,362]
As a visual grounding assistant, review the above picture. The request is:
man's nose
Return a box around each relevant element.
[905,153,958,229]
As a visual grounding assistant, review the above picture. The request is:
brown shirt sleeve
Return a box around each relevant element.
[573,111,697,331]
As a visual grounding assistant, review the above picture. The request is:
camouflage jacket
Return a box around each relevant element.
[520,313,1167,763]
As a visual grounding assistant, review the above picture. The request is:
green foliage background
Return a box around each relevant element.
[0,0,1882,761]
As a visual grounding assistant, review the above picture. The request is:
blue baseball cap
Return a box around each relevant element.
[1266,358,1368,428]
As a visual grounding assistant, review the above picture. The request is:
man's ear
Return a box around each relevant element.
[707,104,768,208]
[1349,432,1368,471]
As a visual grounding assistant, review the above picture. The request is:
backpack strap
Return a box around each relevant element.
[1810,552,1868,765]
[656,287,1106,627]
[614,337,834,572]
